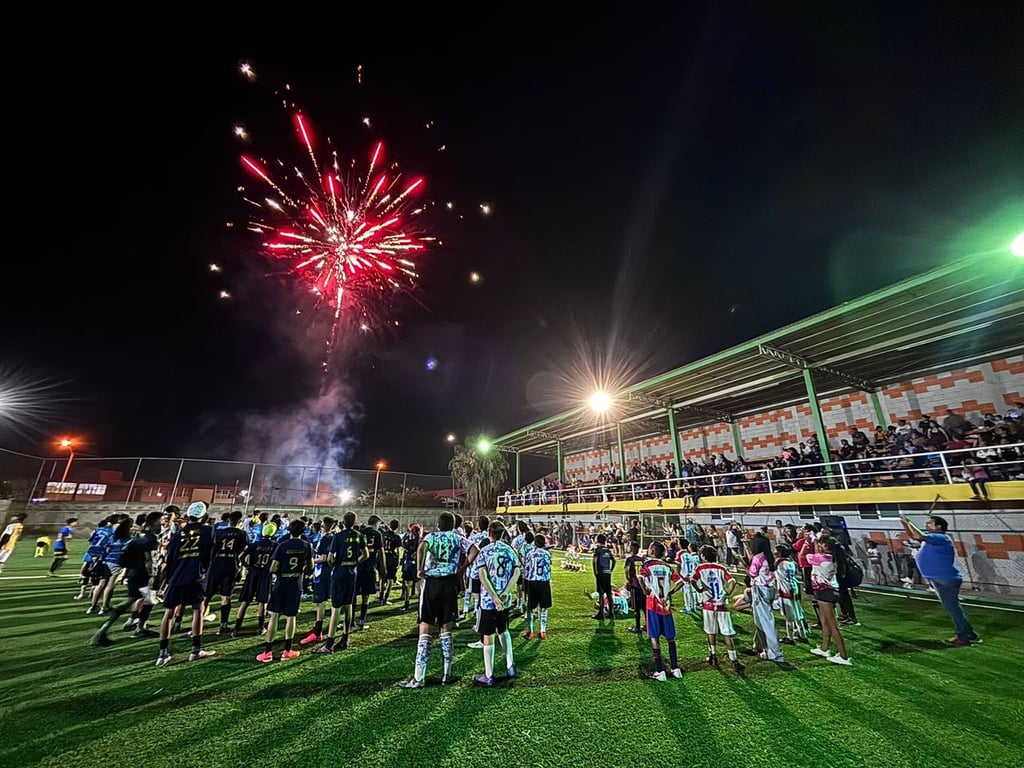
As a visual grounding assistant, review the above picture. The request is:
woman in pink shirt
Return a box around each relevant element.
[807,537,851,666]
[747,533,784,662]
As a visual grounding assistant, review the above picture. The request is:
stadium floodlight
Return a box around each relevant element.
[1011,231,1024,258]
[588,390,612,413]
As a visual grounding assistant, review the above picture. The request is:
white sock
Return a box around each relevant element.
[483,641,495,677]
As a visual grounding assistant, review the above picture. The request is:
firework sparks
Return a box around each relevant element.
[238,108,430,365]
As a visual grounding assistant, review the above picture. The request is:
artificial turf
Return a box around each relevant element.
[1,546,1021,768]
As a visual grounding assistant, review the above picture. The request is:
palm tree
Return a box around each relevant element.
[449,436,508,513]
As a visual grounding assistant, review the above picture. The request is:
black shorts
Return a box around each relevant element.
[125,568,150,600]
[385,554,399,581]
[53,547,68,560]
[239,569,272,605]
[418,575,459,628]
[526,580,552,610]
[88,560,111,585]
[401,562,419,582]
[331,568,358,609]
[478,608,510,635]
[595,573,612,593]
[162,582,206,610]
[312,566,332,603]
[357,567,377,596]
[205,562,238,598]
[268,579,302,617]
[471,578,481,596]
[814,587,837,603]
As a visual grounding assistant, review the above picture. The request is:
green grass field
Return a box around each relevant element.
[1,546,1022,768]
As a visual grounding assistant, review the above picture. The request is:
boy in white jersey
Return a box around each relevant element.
[677,541,700,614]
[522,534,552,639]
[639,542,683,681]
[691,545,743,674]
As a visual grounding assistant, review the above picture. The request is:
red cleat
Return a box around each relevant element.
[522,631,533,640]
[299,632,321,646]
[280,649,300,661]
[539,631,548,639]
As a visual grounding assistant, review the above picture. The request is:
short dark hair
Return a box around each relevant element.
[66,517,78,524]
[229,510,244,525]
[390,519,399,530]
[488,521,506,540]
[438,511,455,531]
[322,516,336,530]
[342,512,357,529]
[596,534,606,545]
[650,541,665,559]
[534,534,547,549]
[478,515,490,530]
[700,545,717,563]
[929,515,949,532]
[289,519,305,537]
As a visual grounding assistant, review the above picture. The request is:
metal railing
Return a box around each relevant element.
[498,442,1024,507]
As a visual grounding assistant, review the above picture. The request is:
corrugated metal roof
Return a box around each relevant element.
[494,251,1024,457]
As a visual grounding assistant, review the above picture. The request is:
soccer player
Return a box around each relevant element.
[96,518,134,613]
[624,541,646,634]
[316,512,367,653]
[356,515,385,630]
[774,543,808,644]
[522,534,552,639]
[233,533,277,637]
[300,516,336,646]
[48,518,77,576]
[205,510,247,635]
[474,521,519,686]
[0,514,26,575]
[510,520,532,612]
[463,516,490,649]
[639,541,684,681]
[90,511,163,646]
[379,519,402,605]
[79,517,114,603]
[677,541,700,615]
[691,545,743,674]
[591,533,616,620]
[155,501,215,667]
[400,523,422,611]
[257,519,313,662]
[397,511,465,689]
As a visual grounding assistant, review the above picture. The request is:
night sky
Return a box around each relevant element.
[5,6,1023,477]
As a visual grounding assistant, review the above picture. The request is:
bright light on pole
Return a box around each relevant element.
[372,461,386,513]
[476,438,491,453]
[446,433,456,444]
[588,390,612,413]
[58,438,75,485]
[1011,231,1024,258]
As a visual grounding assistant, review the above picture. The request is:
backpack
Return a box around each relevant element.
[837,551,864,588]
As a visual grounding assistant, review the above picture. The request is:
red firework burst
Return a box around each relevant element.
[240,112,431,329]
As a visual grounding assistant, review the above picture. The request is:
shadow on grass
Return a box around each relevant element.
[874,638,958,653]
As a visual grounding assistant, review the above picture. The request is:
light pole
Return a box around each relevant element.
[58,438,75,485]
[372,460,386,514]
[446,434,457,506]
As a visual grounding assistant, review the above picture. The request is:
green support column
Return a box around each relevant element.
[556,440,564,483]
[666,407,683,476]
[802,367,835,488]
[869,389,888,428]
[616,422,627,481]
[731,420,743,458]
[515,451,521,490]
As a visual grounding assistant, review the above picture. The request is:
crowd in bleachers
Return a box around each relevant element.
[502,404,1024,506]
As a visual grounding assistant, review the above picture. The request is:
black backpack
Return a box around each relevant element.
[837,550,864,588]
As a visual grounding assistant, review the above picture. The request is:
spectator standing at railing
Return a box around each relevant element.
[963,458,990,500]
[899,514,979,646]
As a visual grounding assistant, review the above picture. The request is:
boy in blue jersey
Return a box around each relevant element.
[96,517,134,613]
[379,519,402,605]
[90,511,163,646]
[522,534,553,639]
[316,512,368,653]
[257,519,313,662]
[48,518,77,576]
[156,502,215,666]
[205,510,247,635]
[300,516,336,646]
[475,521,520,686]
[79,517,114,603]
[397,511,465,689]
[233,534,278,637]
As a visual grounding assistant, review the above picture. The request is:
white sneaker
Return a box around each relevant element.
[829,655,853,666]
[648,670,667,681]
[467,640,484,649]
[670,668,683,678]
[810,647,831,658]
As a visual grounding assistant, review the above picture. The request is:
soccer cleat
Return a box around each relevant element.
[707,654,719,668]
[522,631,533,640]
[132,628,159,639]
[474,674,494,687]
[299,631,322,646]
[280,649,300,661]
[338,636,349,650]
[217,623,230,635]
[85,605,98,615]
[468,640,484,649]
[313,644,334,654]
[440,674,452,685]
[189,648,216,662]
[810,647,831,658]
[155,652,172,667]
[230,630,240,639]
[780,637,795,645]
[89,632,112,647]
[123,618,138,632]
[829,655,853,666]
[627,626,642,634]
[671,668,683,678]
[507,664,516,678]
[397,677,424,689]
[949,637,971,647]
[539,631,547,639]
[731,660,745,675]
[73,593,85,600]
[648,670,667,682]
[256,651,274,663]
